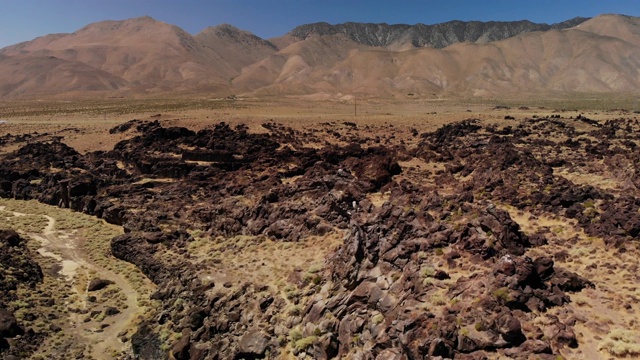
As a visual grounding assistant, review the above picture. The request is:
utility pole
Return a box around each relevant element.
[354,97,357,117]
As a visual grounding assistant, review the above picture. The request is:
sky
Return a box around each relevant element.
[0,0,639,48]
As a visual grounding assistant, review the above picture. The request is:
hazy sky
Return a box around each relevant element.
[1,0,638,48]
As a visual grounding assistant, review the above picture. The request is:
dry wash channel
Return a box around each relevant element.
[0,198,156,359]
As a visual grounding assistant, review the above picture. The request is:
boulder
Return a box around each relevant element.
[237,329,270,357]
[0,230,21,246]
[87,278,114,292]
[0,308,22,338]
[171,329,191,360]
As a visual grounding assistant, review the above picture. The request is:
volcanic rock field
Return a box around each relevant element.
[1,110,640,359]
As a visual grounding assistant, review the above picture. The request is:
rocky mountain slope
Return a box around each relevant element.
[0,14,639,98]
[286,17,589,50]
[195,24,278,73]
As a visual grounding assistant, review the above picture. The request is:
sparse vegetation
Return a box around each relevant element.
[421,266,436,278]
[0,198,157,358]
[493,287,513,302]
[289,328,303,342]
[294,336,318,351]
[0,98,241,118]
[599,329,640,357]
[287,305,303,316]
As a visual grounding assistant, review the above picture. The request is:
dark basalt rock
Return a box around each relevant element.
[0,230,43,296]
[0,230,44,356]
[171,330,191,360]
[237,329,270,358]
[1,116,632,359]
[109,119,142,134]
[131,323,168,360]
[87,278,114,292]
[0,308,22,338]
[104,307,121,316]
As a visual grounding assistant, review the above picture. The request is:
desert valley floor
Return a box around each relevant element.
[0,97,639,360]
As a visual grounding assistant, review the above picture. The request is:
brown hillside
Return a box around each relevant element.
[0,17,235,93]
[195,24,278,75]
[0,14,639,99]
[0,54,127,98]
[244,15,640,97]
[233,33,371,93]
[575,14,640,46]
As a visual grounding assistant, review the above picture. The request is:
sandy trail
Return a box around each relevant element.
[29,214,141,358]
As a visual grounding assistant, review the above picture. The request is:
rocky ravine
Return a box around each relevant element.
[0,113,639,359]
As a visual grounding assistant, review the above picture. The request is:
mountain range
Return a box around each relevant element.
[1,14,639,99]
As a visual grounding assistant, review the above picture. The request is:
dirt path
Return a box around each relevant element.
[0,200,150,359]
[28,214,141,359]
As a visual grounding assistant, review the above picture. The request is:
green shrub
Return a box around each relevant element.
[289,328,303,342]
[421,267,436,278]
[294,336,318,351]
[492,287,513,302]
[287,305,303,316]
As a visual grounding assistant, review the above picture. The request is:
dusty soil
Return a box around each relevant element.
[1,97,633,154]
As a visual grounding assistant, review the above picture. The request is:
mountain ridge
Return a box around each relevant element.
[288,17,590,50]
[0,14,638,99]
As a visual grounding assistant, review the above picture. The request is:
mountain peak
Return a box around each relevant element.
[213,23,242,32]
[197,24,276,51]
[131,15,156,22]
[71,15,172,37]
[199,23,266,40]
[109,15,164,25]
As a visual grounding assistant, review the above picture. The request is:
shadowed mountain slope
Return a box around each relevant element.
[285,17,589,50]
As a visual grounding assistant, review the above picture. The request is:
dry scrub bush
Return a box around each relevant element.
[599,329,640,357]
